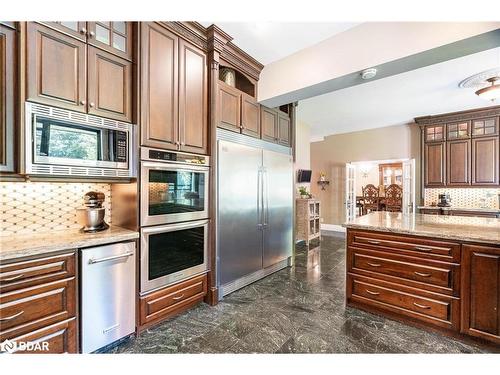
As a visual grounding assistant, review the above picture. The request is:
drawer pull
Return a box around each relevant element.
[414,246,432,252]
[365,289,380,296]
[172,294,185,301]
[367,240,381,245]
[367,262,382,268]
[0,310,24,322]
[0,274,25,282]
[414,271,432,277]
[413,302,431,310]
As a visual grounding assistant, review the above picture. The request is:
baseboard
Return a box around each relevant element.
[320,224,346,233]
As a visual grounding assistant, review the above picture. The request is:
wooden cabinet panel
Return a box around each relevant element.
[0,252,76,293]
[140,22,178,150]
[0,277,76,340]
[471,136,499,185]
[178,39,207,154]
[241,93,260,138]
[87,46,132,122]
[139,274,207,328]
[446,139,470,186]
[461,244,500,344]
[9,318,77,354]
[219,83,241,132]
[27,23,87,112]
[45,22,87,41]
[278,112,291,146]
[261,107,278,143]
[87,22,133,60]
[0,24,16,173]
[424,142,446,187]
[425,125,445,142]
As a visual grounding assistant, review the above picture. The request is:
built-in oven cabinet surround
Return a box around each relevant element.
[140,219,209,294]
[25,102,134,178]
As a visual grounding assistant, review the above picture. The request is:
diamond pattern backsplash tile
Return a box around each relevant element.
[0,182,111,237]
[424,188,500,209]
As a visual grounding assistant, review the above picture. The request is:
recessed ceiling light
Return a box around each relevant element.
[361,68,377,80]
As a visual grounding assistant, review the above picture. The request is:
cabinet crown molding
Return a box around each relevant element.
[415,105,500,126]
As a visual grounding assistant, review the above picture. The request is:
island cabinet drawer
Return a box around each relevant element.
[347,275,460,331]
[349,250,460,296]
[0,277,76,340]
[348,230,460,263]
[140,274,207,326]
[0,252,76,293]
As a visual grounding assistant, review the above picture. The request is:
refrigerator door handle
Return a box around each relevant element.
[257,168,263,229]
[263,167,269,228]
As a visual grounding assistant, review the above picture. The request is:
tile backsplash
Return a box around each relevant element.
[0,182,111,237]
[424,188,500,209]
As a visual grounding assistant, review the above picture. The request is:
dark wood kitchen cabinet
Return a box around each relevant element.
[27,22,133,122]
[446,139,470,186]
[26,22,87,112]
[278,111,291,146]
[87,22,133,60]
[141,22,208,154]
[0,23,16,173]
[87,46,132,122]
[241,93,260,138]
[218,83,241,132]
[471,136,499,185]
[424,142,446,187]
[461,244,500,345]
[261,106,278,143]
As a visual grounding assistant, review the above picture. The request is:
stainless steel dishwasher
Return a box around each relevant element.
[80,241,136,353]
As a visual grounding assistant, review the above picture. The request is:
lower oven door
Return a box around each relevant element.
[140,219,209,294]
[141,161,209,226]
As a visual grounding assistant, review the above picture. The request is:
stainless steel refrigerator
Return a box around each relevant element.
[217,130,293,299]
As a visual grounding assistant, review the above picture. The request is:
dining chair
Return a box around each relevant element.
[361,184,379,214]
[385,184,403,212]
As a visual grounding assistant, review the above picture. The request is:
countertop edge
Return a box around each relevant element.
[0,231,140,263]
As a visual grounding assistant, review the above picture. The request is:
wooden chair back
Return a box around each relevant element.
[385,184,403,212]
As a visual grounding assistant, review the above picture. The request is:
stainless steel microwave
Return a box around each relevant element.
[25,102,135,178]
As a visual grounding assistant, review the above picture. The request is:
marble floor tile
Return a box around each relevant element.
[106,233,496,354]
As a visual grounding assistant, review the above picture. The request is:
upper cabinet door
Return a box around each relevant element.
[218,83,241,132]
[241,93,260,138]
[472,117,498,138]
[140,22,178,150]
[278,112,291,146]
[87,46,132,122]
[424,142,446,187]
[26,23,87,112]
[0,24,16,173]
[178,39,208,155]
[87,22,133,60]
[425,125,445,142]
[261,107,278,143]
[45,22,87,41]
[471,136,499,185]
[446,139,470,186]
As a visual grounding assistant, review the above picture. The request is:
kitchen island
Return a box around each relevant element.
[343,212,500,346]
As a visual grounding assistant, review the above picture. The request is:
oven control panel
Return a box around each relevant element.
[145,148,208,166]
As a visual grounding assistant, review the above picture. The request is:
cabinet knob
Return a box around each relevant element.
[88,31,95,38]
[181,142,186,146]
[89,102,95,108]
[80,27,87,35]
[80,100,86,105]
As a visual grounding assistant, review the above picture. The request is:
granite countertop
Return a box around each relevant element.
[343,211,500,245]
[417,206,500,213]
[0,226,139,262]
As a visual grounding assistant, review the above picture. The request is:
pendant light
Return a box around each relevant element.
[475,77,500,101]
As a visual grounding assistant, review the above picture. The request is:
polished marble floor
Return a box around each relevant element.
[106,233,495,354]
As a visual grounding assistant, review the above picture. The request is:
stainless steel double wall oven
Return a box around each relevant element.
[140,147,209,294]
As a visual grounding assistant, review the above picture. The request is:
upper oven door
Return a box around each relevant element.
[141,161,209,226]
[31,114,129,169]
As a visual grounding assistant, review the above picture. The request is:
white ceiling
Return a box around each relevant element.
[298,47,500,141]
[200,22,360,65]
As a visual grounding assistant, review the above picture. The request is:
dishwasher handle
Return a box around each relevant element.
[88,252,134,265]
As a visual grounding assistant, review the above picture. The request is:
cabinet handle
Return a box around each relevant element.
[414,271,432,277]
[80,27,87,34]
[172,294,184,301]
[80,100,86,105]
[413,302,431,310]
[0,273,25,282]
[89,102,95,108]
[365,289,380,296]
[88,31,95,38]
[414,246,432,252]
[0,310,24,322]
[367,240,381,245]
[367,262,382,268]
